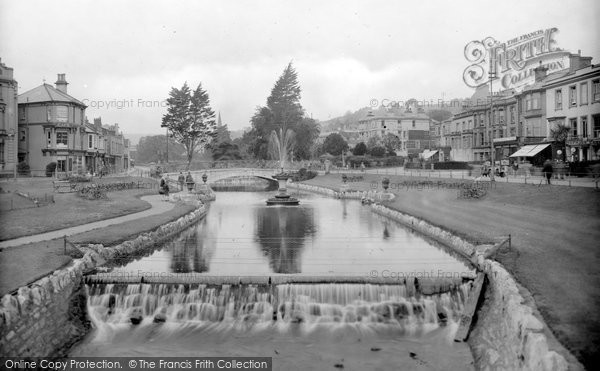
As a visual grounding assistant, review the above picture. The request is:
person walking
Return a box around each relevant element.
[177,172,185,191]
[543,159,553,185]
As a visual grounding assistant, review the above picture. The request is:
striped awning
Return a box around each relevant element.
[509,143,550,157]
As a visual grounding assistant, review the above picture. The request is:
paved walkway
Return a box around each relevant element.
[321,166,599,188]
[0,195,174,250]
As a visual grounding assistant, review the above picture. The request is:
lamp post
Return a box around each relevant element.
[489,55,496,181]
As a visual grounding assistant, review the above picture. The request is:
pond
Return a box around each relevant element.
[71,191,475,369]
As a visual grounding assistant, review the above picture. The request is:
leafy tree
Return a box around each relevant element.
[310,141,324,158]
[137,135,185,163]
[382,133,400,155]
[212,142,243,161]
[161,82,217,169]
[292,117,320,159]
[353,142,367,156]
[550,123,571,161]
[247,63,319,163]
[427,109,453,122]
[322,133,348,156]
[366,136,380,150]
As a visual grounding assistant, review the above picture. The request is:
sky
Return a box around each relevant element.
[1,0,599,142]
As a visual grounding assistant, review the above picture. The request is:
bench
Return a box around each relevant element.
[53,180,78,193]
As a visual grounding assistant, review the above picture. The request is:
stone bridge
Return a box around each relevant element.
[166,168,279,185]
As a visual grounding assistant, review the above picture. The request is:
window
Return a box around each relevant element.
[88,134,93,148]
[593,114,600,138]
[510,107,515,123]
[57,159,66,172]
[56,131,68,145]
[580,82,588,105]
[47,131,52,146]
[412,120,416,128]
[555,89,562,110]
[581,116,588,138]
[569,86,577,107]
[0,142,4,163]
[570,118,578,137]
[593,80,600,102]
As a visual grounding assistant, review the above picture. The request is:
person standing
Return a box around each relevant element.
[177,172,185,191]
[543,160,553,185]
[159,175,170,200]
[185,171,195,191]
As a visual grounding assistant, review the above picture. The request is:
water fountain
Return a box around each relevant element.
[266,128,300,205]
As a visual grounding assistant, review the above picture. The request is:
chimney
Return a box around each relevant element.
[569,54,593,73]
[55,73,68,93]
[534,61,548,82]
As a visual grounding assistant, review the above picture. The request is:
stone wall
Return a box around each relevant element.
[0,203,207,357]
[294,182,570,371]
[471,260,568,371]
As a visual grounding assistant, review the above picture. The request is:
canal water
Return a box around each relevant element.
[71,191,476,369]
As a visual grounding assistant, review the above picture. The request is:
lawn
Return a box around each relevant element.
[0,176,159,241]
[0,201,198,295]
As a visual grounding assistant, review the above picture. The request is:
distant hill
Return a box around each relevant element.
[320,99,470,130]
[320,107,373,132]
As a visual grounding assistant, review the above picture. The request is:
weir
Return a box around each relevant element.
[84,274,474,295]
[85,281,472,331]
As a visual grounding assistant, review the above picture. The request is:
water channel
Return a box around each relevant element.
[71,191,476,369]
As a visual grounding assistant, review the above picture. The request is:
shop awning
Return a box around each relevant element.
[421,150,438,160]
[509,143,551,157]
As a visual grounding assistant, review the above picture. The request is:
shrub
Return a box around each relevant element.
[383,156,404,166]
[404,162,422,169]
[369,146,386,157]
[433,161,472,170]
[17,162,30,175]
[46,162,57,177]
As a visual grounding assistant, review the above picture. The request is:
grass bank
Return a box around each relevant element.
[0,176,158,241]
[301,173,600,369]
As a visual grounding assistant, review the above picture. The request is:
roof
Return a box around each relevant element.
[18,83,86,107]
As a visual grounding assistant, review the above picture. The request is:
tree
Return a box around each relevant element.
[137,135,185,163]
[366,136,380,150]
[246,63,319,164]
[212,142,243,161]
[161,82,217,169]
[427,109,453,122]
[292,117,320,160]
[353,142,367,156]
[322,133,348,156]
[382,133,400,155]
[550,123,571,161]
[213,123,232,144]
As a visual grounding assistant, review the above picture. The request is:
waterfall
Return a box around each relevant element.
[86,282,470,334]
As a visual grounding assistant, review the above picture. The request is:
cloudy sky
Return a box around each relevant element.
[1,0,599,141]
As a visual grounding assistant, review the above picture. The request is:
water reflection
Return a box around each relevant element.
[254,206,316,273]
[170,219,215,273]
